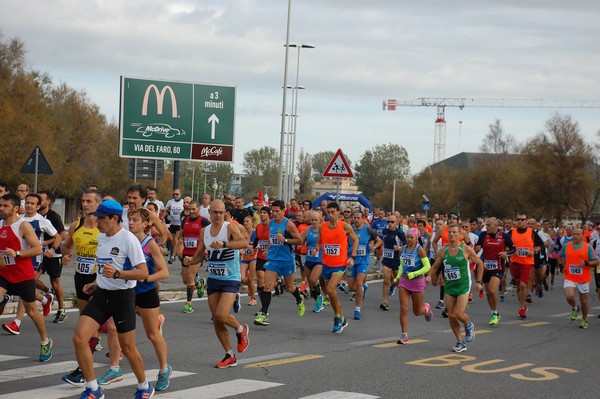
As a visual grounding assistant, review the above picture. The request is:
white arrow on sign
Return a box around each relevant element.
[208,114,219,140]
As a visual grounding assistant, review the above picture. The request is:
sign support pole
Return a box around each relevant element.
[34,147,40,193]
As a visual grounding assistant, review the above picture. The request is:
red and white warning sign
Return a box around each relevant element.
[322,149,353,178]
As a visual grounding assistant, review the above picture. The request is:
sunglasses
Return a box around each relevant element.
[516,218,527,221]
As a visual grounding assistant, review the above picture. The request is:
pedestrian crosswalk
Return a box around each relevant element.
[0,358,380,399]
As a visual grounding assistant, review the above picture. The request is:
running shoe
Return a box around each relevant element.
[389,285,396,296]
[158,314,165,336]
[62,367,85,386]
[526,294,532,304]
[313,296,324,313]
[79,386,104,399]
[436,299,445,309]
[537,287,544,298]
[248,297,257,306]
[133,383,155,399]
[297,300,305,317]
[423,303,433,322]
[468,293,473,302]
[253,312,269,326]
[543,280,549,291]
[53,310,67,323]
[196,277,206,299]
[168,256,174,264]
[489,312,501,326]
[233,293,241,314]
[380,301,389,311]
[570,306,580,321]
[88,336,101,353]
[42,293,54,317]
[332,316,348,333]
[323,296,331,306]
[39,338,53,362]
[98,367,124,385]
[236,323,249,353]
[0,294,10,315]
[2,320,20,335]
[215,353,237,368]
[183,303,193,314]
[354,309,361,320]
[362,283,368,299]
[452,340,467,353]
[397,333,409,345]
[441,309,449,318]
[500,292,505,302]
[579,319,588,329]
[95,336,103,352]
[465,321,475,343]
[155,364,172,391]
[518,306,528,319]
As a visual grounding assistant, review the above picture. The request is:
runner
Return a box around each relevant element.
[349,210,382,320]
[165,189,185,263]
[241,215,258,305]
[184,200,250,368]
[254,200,305,326]
[370,210,388,271]
[314,202,358,333]
[557,227,598,329]
[72,199,154,399]
[429,224,483,352]
[252,206,270,318]
[299,210,325,312]
[396,227,432,344]
[379,214,406,311]
[0,194,53,362]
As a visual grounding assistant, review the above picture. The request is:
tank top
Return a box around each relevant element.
[305,226,322,263]
[481,232,505,271]
[204,222,240,281]
[442,243,471,294]
[353,225,371,264]
[181,216,204,256]
[255,223,270,260]
[563,242,593,284]
[135,235,157,294]
[321,221,348,267]
[72,217,100,275]
[267,218,293,262]
[0,219,35,283]
[401,244,423,275]
[511,228,535,265]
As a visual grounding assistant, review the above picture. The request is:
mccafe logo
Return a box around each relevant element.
[200,146,224,158]
[142,84,178,118]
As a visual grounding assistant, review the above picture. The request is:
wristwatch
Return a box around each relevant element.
[113,270,121,279]
[15,251,20,257]
[350,255,356,260]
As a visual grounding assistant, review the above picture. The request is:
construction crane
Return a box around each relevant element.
[382,98,600,163]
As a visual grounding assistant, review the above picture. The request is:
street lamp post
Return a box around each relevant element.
[277,0,293,201]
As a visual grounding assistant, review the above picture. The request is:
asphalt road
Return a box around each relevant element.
[0,265,598,399]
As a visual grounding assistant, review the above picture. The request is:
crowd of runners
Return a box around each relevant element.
[0,181,599,399]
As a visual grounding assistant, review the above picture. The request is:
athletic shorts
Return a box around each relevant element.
[534,261,547,271]
[398,275,426,293]
[74,272,97,301]
[207,278,241,295]
[135,287,160,309]
[241,258,255,265]
[168,224,181,234]
[265,259,295,277]
[303,260,321,271]
[82,287,136,333]
[322,265,346,281]
[42,256,63,278]
[0,276,36,302]
[510,262,533,286]
[256,258,267,272]
[348,261,368,278]
[564,279,590,294]
[483,269,503,284]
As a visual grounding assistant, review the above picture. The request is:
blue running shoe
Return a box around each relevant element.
[313,296,324,313]
[362,283,368,300]
[452,340,467,353]
[134,383,155,399]
[155,364,172,391]
[62,367,85,386]
[79,386,104,399]
[98,367,123,385]
[353,310,361,320]
[465,321,475,343]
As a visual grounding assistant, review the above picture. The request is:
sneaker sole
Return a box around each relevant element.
[2,325,20,335]
[452,347,467,353]
[61,376,85,386]
[216,362,237,369]
[98,376,124,385]
[334,323,348,334]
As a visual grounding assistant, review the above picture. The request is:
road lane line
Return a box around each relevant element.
[244,354,324,368]
[0,361,105,383]
[298,390,380,398]
[519,321,550,327]
[158,379,284,399]
[375,339,429,348]
[237,352,299,365]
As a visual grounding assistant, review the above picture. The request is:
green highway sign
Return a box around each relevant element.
[119,76,236,162]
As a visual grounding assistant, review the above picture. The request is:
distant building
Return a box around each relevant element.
[311,178,360,198]
[229,173,245,196]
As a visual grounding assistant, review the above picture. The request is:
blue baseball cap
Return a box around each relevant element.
[92,199,123,217]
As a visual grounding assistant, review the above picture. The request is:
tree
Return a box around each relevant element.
[296,148,313,198]
[355,143,410,198]
[479,119,516,155]
[241,146,279,196]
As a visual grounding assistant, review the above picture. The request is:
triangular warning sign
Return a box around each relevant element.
[20,146,53,175]
[322,149,353,178]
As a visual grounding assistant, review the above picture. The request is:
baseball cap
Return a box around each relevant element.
[92,199,123,217]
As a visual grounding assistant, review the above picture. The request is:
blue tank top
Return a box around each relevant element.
[267,217,293,262]
[401,244,423,274]
[352,225,372,265]
[135,236,157,294]
[305,226,322,263]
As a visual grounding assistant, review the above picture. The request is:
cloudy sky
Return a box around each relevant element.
[2,0,599,177]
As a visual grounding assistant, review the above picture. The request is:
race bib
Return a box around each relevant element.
[484,259,498,270]
[401,254,414,267]
[517,247,529,257]
[96,258,111,275]
[243,248,254,255]
[569,264,583,275]
[269,234,283,246]
[308,246,320,257]
[208,262,228,277]
[376,228,383,236]
[383,248,395,259]
[0,250,16,266]
[357,245,367,256]
[324,244,340,256]
[76,256,96,274]
[184,237,198,249]
[258,240,268,251]
[444,265,461,281]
